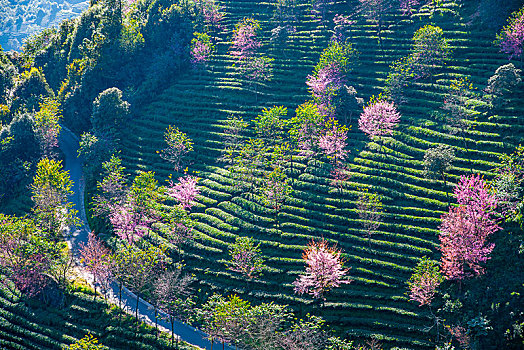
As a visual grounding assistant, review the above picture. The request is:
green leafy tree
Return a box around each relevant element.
[314,40,358,76]
[442,76,480,154]
[159,125,194,172]
[356,189,384,247]
[424,144,455,203]
[67,333,108,350]
[288,101,325,161]
[252,105,288,143]
[412,25,451,78]
[33,98,62,159]
[91,87,130,140]
[12,67,54,113]
[261,167,293,227]
[31,158,79,238]
[485,63,522,108]
[226,236,266,280]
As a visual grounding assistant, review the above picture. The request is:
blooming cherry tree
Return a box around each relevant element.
[496,6,524,64]
[318,118,348,165]
[80,232,112,300]
[359,98,401,151]
[293,239,351,301]
[439,174,500,280]
[230,18,262,59]
[190,32,215,69]
[226,236,266,279]
[166,175,200,210]
[407,257,444,307]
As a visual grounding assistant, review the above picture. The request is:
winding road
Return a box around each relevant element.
[59,127,234,350]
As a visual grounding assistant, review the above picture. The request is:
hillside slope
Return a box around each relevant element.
[117,1,524,349]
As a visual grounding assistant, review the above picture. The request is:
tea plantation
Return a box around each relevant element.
[118,1,524,349]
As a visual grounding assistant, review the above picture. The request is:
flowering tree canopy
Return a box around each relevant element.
[293,239,351,300]
[359,98,401,139]
[166,174,200,210]
[439,174,500,280]
[407,257,444,307]
[0,214,53,297]
[495,6,524,61]
[190,32,215,68]
[230,18,262,59]
[80,232,112,299]
[318,118,348,164]
[226,236,266,279]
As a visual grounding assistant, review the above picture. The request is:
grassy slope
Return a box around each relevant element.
[118,0,524,349]
[0,281,196,350]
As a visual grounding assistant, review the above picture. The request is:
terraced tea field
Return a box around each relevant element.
[118,1,524,348]
[0,282,195,350]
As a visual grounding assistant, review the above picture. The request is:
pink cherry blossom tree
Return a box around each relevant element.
[293,239,351,302]
[439,175,500,280]
[407,257,444,307]
[407,256,445,343]
[306,63,344,117]
[318,118,349,165]
[190,32,216,69]
[358,98,401,151]
[80,232,113,300]
[166,175,200,210]
[194,0,225,31]
[226,236,266,280]
[230,18,262,59]
[496,6,524,65]
[0,214,52,297]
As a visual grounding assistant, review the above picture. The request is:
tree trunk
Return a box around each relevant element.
[154,307,158,339]
[135,294,140,325]
[170,316,175,349]
[93,275,97,301]
[118,281,123,322]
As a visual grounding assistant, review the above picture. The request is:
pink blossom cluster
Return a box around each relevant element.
[194,0,224,29]
[293,240,351,299]
[231,21,261,58]
[399,0,419,16]
[10,254,49,297]
[166,175,200,210]
[319,119,349,162]
[498,8,524,60]
[306,63,344,117]
[439,175,500,280]
[108,203,151,244]
[332,14,356,43]
[358,100,401,138]
[80,232,112,294]
[191,40,213,67]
